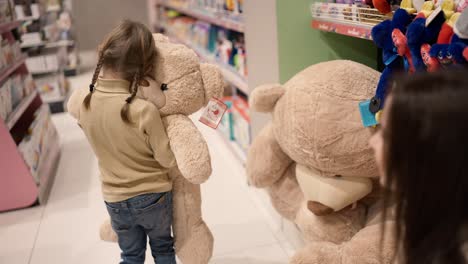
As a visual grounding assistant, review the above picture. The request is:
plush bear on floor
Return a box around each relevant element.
[247,60,395,263]
[67,34,224,264]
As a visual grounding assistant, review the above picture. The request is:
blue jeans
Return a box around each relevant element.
[105,192,176,264]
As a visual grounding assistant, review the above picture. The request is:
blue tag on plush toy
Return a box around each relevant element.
[359,100,378,127]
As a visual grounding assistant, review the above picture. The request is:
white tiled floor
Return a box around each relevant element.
[0,72,294,264]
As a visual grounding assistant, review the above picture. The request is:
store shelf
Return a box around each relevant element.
[37,128,61,203]
[41,89,70,104]
[166,32,249,94]
[218,131,247,166]
[0,55,27,84]
[311,19,373,40]
[18,15,41,22]
[30,68,60,75]
[45,40,74,48]
[47,5,61,12]
[309,2,390,40]
[5,90,38,130]
[0,20,21,33]
[21,40,75,49]
[156,0,244,32]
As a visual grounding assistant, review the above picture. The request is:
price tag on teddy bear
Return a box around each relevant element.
[199,98,227,129]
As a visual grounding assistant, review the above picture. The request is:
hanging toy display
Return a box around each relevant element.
[360,0,468,127]
[407,9,446,71]
[359,8,412,127]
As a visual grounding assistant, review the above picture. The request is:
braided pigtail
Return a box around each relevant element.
[120,71,140,124]
[83,53,105,109]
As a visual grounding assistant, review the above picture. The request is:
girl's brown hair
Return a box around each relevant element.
[381,69,468,264]
[83,19,157,123]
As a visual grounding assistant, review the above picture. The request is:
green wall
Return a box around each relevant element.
[276,0,378,83]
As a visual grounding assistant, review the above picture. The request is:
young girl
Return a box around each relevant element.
[73,20,176,264]
[369,70,468,264]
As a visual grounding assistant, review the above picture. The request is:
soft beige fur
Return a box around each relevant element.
[67,34,223,264]
[247,60,395,263]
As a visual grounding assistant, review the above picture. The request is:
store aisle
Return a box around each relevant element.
[0,72,292,264]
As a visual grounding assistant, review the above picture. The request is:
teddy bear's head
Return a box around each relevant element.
[250,60,380,178]
[150,34,224,116]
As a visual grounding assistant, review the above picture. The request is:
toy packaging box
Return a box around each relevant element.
[219,96,235,140]
[0,80,13,121]
[232,97,250,154]
[18,105,54,184]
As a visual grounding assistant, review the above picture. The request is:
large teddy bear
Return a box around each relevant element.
[67,34,223,264]
[247,60,395,263]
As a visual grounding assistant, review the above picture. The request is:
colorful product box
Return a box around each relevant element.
[232,97,250,153]
[19,105,52,183]
[219,96,235,140]
[0,80,12,120]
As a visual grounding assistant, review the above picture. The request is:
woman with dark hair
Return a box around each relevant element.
[369,70,468,264]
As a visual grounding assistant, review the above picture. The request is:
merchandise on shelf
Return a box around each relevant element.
[35,71,65,101]
[310,2,389,26]
[18,0,75,45]
[164,0,243,14]
[160,9,248,78]
[0,72,35,120]
[20,32,42,46]
[232,96,250,153]
[26,53,59,73]
[0,34,22,70]
[14,2,40,20]
[0,0,16,23]
[0,79,12,120]
[18,104,55,183]
[219,96,235,140]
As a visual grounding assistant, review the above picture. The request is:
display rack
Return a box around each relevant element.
[19,0,79,113]
[153,0,251,163]
[310,2,389,40]
[20,39,74,49]
[5,89,38,129]
[311,19,373,40]
[0,54,27,82]
[0,20,21,33]
[166,32,248,94]
[0,11,61,212]
[156,0,244,32]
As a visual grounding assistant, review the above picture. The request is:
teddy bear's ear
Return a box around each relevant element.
[153,33,170,43]
[200,63,224,104]
[249,84,285,113]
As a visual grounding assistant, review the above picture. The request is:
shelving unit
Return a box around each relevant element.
[0,54,27,82]
[156,0,244,32]
[165,32,248,94]
[5,90,38,129]
[20,39,74,49]
[0,20,21,33]
[18,0,79,113]
[0,7,61,212]
[309,2,389,40]
[153,0,250,163]
[311,19,373,40]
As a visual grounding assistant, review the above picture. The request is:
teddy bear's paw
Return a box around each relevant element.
[175,222,214,264]
[99,219,118,242]
[295,202,367,244]
[289,242,342,264]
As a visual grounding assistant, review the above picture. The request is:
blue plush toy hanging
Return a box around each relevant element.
[407,10,446,71]
[359,9,412,127]
[430,7,468,66]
